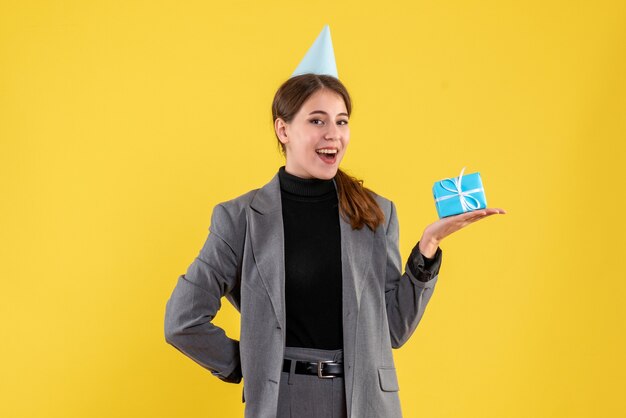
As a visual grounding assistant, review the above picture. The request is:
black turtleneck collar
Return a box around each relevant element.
[278,166,336,198]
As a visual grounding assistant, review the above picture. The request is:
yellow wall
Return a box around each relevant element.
[1,1,624,416]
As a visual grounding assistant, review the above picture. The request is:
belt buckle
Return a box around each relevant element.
[317,360,334,379]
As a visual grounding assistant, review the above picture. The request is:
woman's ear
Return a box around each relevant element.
[275,118,289,144]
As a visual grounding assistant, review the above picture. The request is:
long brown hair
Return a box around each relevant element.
[272,74,384,231]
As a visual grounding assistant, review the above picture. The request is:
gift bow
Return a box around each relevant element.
[435,167,484,213]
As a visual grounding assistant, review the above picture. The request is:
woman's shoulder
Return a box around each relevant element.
[364,188,395,229]
[218,188,259,207]
[212,188,260,220]
[367,189,392,205]
[206,188,260,249]
[369,188,392,206]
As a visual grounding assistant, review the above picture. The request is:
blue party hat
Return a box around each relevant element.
[291,25,338,78]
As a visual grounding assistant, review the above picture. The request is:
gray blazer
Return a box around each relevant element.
[164,172,442,418]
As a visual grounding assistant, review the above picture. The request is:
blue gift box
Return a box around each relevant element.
[432,168,488,218]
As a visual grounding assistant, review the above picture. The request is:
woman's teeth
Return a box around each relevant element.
[316,148,338,164]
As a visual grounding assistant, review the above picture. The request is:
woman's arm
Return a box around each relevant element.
[384,201,442,348]
[164,203,243,383]
[384,202,506,348]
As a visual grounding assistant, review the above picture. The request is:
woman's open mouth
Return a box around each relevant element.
[316,148,338,165]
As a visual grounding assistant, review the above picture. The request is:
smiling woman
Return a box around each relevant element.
[274,84,349,178]
[272,74,384,231]
[164,26,504,418]
[165,71,443,418]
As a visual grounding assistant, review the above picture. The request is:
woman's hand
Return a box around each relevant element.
[418,208,507,258]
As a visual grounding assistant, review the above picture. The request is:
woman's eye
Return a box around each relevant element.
[338,120,349,126]
[309,119,324,125]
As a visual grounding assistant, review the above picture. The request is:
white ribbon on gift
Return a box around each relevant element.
[434,167,484,213]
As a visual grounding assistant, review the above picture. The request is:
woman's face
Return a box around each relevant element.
[275,88,350,180]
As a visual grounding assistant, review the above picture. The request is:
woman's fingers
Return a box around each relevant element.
[451,210,485,222]
[469,210,499,221]
[459,208,506,220]
[456,208,506,225]
[458,211,487,222]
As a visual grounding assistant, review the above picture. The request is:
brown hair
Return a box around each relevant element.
[272,74,384,231]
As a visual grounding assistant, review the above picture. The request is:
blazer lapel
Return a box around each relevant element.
[337,199,375,312]
[249,174,286,330]
[333,178,375,417]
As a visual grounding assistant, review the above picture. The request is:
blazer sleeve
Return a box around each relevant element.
[164,203,243,383]
[384,200,443,348]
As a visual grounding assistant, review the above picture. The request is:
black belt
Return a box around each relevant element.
[282,359,344,378]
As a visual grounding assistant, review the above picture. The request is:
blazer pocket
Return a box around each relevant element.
[378,367,400,392]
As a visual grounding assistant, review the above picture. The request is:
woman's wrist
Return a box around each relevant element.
[418,234,440,259]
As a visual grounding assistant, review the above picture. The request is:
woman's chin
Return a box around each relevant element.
[315,166,339,180]
[315,158,342,178]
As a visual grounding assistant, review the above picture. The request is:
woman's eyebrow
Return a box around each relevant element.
[308,110,349,117]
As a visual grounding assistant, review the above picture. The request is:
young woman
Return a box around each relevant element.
[164,74,505,418]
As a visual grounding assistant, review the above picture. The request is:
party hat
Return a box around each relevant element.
[291,25,338,78]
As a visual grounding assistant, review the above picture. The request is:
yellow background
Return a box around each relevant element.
[1,0,625,417]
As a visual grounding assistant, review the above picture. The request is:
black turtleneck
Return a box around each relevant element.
[278,166,343,350]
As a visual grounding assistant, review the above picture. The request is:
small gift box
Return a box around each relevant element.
[432,167,488,218]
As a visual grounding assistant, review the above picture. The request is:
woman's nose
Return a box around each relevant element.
[324,123,341,140]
